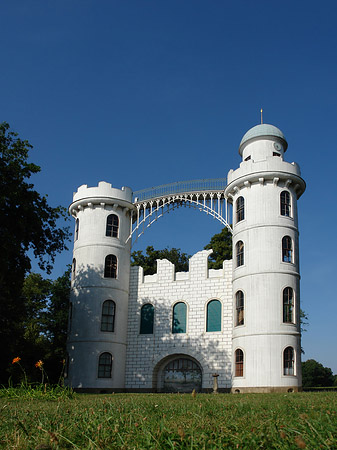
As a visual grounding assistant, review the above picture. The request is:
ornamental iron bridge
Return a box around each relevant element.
[127,178,232,245]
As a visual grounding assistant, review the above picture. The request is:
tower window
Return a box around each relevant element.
[235,349,244,377]
[273,152,281,157]
[72,258,76,280]
[236,197,245,223]
[280,191,291,217]
[236,241,244,267]
[98,352,112,378]
[283,288,294,323]
[244,155,251,161]
[172,302,187,334]
[101,300,116,332]
[104,254,117,278]
[140,303,154,334]
[282,236,292,263]
[75,218,79,241]
[236,291,244,326]
[283,347,294,375]
[106,214,119,238]
[206,299,221,332]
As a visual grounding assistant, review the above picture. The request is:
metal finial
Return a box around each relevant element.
[260,108,263,124]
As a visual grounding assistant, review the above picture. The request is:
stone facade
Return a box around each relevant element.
[125,251,232,392]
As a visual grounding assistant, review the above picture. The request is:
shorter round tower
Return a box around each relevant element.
[225,124,306,393]
[67,182,134,391]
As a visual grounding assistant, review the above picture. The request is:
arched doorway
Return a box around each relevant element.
[160,357,202,393]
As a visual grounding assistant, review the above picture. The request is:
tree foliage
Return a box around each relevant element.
[302,359,335,388]
[131,246,190,275]
[0,122,70,383]
[8,269,71,384]
[204,227,232,268]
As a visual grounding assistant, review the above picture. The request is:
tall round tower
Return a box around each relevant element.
[225,124,306,393]
[67,182,134,391]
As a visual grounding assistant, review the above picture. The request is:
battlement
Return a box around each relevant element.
[69,182,134,216]
[73,181,133,202]
[130,249,232,284]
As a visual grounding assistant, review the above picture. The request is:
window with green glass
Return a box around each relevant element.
[206,299,221,332]
[140,303,154,334]
[172,302,187,334]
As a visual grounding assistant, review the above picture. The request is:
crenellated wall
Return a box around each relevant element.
[125,250,233,392]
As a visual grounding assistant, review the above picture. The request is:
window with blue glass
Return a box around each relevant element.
[206,300,221,332]
[172,302,187,334]
[282,236,292,263]
[140,303,154,334]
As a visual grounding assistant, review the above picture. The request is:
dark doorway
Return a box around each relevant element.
[163,358,202,392]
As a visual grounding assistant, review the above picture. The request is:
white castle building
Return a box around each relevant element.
[67,123,306,393]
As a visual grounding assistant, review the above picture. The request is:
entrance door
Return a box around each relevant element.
[163,358,202,393]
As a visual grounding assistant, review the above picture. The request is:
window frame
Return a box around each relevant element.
[140,303,155,335]
[283,287,294,324]
[236,196,245,223]
[236,240,244,267]
[106,214,119,238]
[101,300,116,332]
[98,352,112,378]
[283,346,295,376]
[172,301,187,334]
[75,218,79,241]
[282,236,293,263]
[72,258,76,280]
[280,191,291,217]
[235,290,244,326]
[235,349,244,377]
[206,299,222,332]
[104,254,117,278]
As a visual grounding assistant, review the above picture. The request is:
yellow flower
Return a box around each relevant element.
[12,357,21,364]
[35,360,43,369]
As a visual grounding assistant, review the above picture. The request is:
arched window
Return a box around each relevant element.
[283,347,294,375]
[101,300,115,332]
[206,300,221,332]
[172,302,187,334]
[106,214,119,238]
[235,349,244,377]
[282,236,292,263]
[104,254,117,278]
[236,196,245,223]
[236,291,244,326]
[72,258,76,280]
[280,191,291,217]
[98,352,112,378]
[236,241,244,267]
[140,304,154,334]
[75,218,79,241]
[283,288,294,323]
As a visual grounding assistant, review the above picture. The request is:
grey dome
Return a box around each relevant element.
[239,124,288,155]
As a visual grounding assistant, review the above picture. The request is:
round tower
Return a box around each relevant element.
[225,124,306,393]
[67,182,134,391]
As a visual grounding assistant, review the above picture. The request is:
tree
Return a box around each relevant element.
[302,359,335,388]
[131,246,190,275]
[204,227,232,268]
[8,269,71,384]
[0,122,70,383]
[42,268,71,383]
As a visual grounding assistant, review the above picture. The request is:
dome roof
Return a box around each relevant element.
[239,124,288,154]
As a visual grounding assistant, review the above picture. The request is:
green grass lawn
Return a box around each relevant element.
[0,392,336,449]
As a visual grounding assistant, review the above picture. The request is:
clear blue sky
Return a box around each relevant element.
[2,1,337,373]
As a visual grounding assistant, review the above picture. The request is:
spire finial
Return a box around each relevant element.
[260,108,263,124]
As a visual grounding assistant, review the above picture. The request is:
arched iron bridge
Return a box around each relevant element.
[127,178,232,244]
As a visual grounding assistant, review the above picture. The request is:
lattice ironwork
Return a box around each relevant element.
[127,179,232,245]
